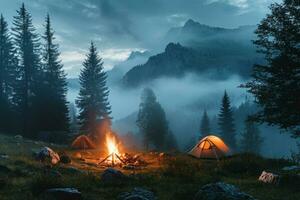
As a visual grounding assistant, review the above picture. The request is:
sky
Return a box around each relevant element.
[0,0,281,77]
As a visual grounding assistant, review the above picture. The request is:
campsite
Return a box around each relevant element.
[0,133,300,200]
[0,0,300,200]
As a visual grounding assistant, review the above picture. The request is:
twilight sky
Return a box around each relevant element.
[0,0,281,77]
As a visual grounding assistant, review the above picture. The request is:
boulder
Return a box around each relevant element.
[118,187,156,200]
[14,135,23,140]
[36,147,60,165]
[282,165,300,171]
[44,188,82,200]
[101,168,127,182]
[60,155,71,164]
[0,154,9,159]
[194,182,256,200]
[46,169,63,178]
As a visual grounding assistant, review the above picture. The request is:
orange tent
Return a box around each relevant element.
[188,135,230,160]
[71,135,96,149]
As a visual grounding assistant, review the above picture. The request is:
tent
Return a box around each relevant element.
[71,135,96,149]
[188,135,230,160]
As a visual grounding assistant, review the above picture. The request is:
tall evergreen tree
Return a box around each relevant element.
[39,14,69,132]
[244,0,300,137]
[0,15,17,132]
[200,110,210,138]
[12,3,42,137]
[76,42,111,134]
[136,88,170,150]
[240,120,263,154]
[218,91,236,150]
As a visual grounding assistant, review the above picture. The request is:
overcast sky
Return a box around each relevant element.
[0,0,281,77]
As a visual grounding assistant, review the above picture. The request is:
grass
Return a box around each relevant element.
[0,134,299,200]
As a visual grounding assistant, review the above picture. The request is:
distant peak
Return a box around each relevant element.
[184,19,198,27]
[165,42,184,52]
[127,50,149,60]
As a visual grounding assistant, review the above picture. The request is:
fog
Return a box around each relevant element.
[110,73,246,120]
[67,72,299,158]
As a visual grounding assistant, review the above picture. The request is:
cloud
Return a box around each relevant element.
[0,0,280,77]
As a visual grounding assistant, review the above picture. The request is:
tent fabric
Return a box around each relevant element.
[188,135,230,159]
[71,135,96,149]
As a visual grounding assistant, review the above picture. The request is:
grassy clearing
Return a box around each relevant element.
[0,134,299,200]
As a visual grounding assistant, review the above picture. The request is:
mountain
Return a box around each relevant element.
[165,19,256,46]
[122,19,262,87]
[107,50,151,85]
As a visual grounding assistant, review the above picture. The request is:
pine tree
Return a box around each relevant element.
[218,91,236,150]
[12,3,42,137]
[200,110,210,138]
[244,0,300,137]
[0,15,17,132]
[136,88,170,150]
[76,42,111,134]
[240,120,263,154]
[39,14,69,132]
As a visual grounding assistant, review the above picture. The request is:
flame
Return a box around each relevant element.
[106,134,120,155]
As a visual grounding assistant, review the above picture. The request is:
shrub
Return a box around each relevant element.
[219,153,267,175]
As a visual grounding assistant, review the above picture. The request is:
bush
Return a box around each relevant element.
[219,153,267,175]
[161,155,218,183]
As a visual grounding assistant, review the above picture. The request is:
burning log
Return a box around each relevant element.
[98,134,125,167]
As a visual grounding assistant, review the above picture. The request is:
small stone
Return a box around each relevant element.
[194,182,256,200]
[60,155,71,164]
[101,168,127,182]
[45,170,63,178]
[44,188,82,200]
[0,154,9,159]
[118,187,156,200]
[282,165,300,171]
[14,135,23,140]
[74,152,82,159]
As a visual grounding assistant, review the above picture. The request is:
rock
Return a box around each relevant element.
[36,147,60,165]
[74,152,82,159]
[60,155,71,164]
[14,135,23,140]
[282,165,300,171]
[101,168,127,182]
[258,171,280,184]
[194,182,256,200]
[118,187,156,200]
[0,154,9,159]
[64,167,85,175]
[44,188,82,200]
[46,170,63,178]
[0,165,11,174]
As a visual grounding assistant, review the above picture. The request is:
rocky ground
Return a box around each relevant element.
[0,133,300,200]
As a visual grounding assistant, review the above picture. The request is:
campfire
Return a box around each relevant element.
[98,134,125,167]
[96,133,148,169]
